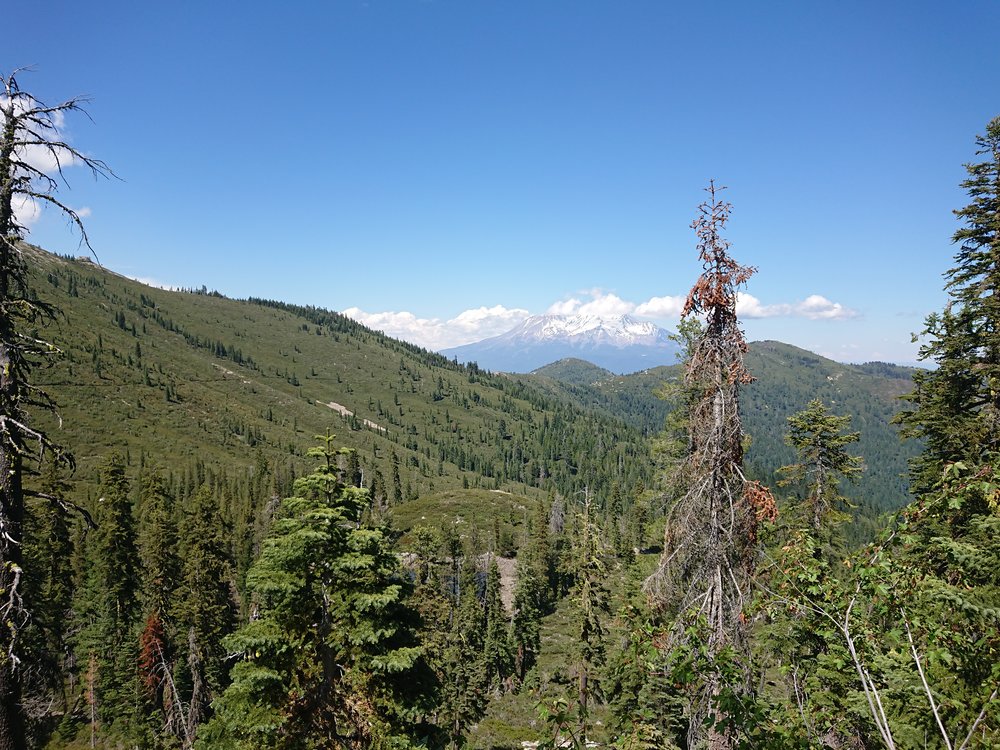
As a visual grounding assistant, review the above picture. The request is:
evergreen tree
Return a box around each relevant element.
[760,402,868,746]
[778,399,863,538]
[482,557,513,694]
[510,559,542,686]
[440,555,488,747]
[204,433,435,749]
[510,503,552,685]
[177,484,235,740]
[570,492,610,740]
[606,600,685,749]
[900,116,1000,491]
[137,470,179,628]
[885,115,1000,744]
[345,449,362,488]
[20,461,75,742]
[93,456,142,732]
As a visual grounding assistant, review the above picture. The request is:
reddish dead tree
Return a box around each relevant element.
[646,182,775,749]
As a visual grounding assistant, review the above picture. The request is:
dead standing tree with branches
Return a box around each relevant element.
[646,182,775,749]
[0,69,111,750]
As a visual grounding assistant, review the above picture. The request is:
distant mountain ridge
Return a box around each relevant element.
[442,313,681,374]
[528,342,923,542]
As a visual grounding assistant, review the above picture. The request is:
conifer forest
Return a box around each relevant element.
[2,69,1000,749]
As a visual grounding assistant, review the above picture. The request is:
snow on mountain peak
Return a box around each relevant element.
[440,313,680,373]
[506,314,668,347]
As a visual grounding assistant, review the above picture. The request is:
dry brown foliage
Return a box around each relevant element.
[645,182,772,748]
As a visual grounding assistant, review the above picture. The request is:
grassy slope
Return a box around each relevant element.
[26,246,650,519]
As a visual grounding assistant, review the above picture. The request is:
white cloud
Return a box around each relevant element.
[795,294,859,320]
[546,290,634,317]
[577,292,633,317]
[450,305,529,337]
[12,194,41,228]
[342,304,529,350]
[127,276,178,291]
[342,289,859,352]
[634,294,686,318]
[736,292,858,320]
[546,298,582,315]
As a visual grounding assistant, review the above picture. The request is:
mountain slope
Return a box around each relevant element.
[523,342,922,540]
[442,314,681,374]
[25,247,919,543]
[531,358,613,386]
[25,246,651,510]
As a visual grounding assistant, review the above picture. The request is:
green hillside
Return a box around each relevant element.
[30,243,919,541]
[524,342,922,540]
[26,246,650,517]
[531,358,614,386]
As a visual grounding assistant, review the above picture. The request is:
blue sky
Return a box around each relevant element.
[7,1,999,365]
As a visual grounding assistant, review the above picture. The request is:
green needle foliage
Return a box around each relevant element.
[203,433,437,749]
[779,399,863,543]
[900,116,1000,492]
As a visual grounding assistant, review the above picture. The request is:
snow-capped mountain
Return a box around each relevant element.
[441,314,680,374]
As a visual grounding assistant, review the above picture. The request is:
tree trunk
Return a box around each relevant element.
[0,435,26,750]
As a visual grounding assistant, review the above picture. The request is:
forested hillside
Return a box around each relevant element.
[27,246,651,510]
[532,342,920,540]
[16,245,932,747]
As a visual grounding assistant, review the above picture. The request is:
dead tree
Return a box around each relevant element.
[0,68,111,749]
[646,182,775,749]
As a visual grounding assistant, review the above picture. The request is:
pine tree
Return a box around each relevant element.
[204,433,435,749]
[886,115,1000,744]
[510,561,542,686]
[760,402,867,746]
[177,484,235,740]
[779,399,863,538]
[482,557,513,694]
[570,491,610,740]
[510,504,551,684]
[137,470,179,629]
[900,116,1000,491]
[20,462,75,741]
[440,555,488,747]
[93,456,141,732]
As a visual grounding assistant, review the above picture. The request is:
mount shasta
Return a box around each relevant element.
[441,314,681,373]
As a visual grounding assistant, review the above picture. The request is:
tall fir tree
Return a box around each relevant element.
[20,462,75,742]
[137,470,180,627]
[93,456,142,733]
[900,116,1000,491]
[446,555,488,746]
[204,433,436,749]
[135,469,181,745]
[482,557,513,694]
[778,399,863,539]
[570,491,610,741]
[177,484,235,741]
[761,401,868,746]
[888,115,1000,744]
